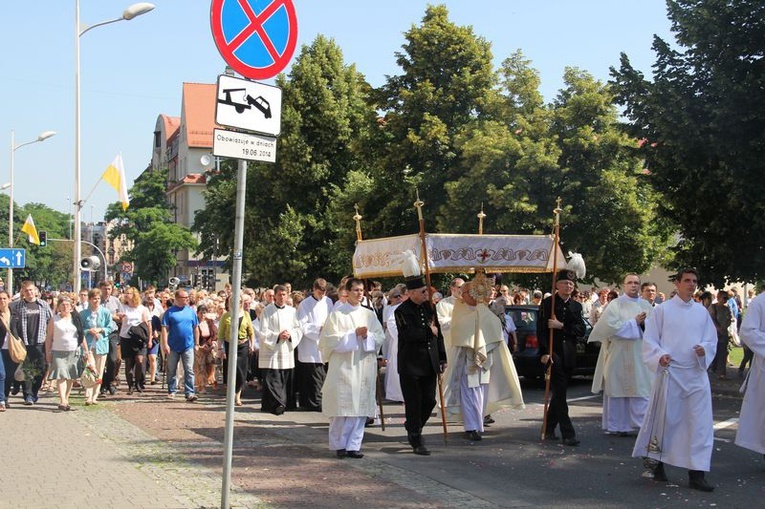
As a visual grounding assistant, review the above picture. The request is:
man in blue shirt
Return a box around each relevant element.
[161,290,199,402]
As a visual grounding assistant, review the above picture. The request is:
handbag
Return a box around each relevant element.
[8,331,27,363]
[129,323,149,351]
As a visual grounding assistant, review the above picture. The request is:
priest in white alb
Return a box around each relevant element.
[589,273,653,436]
[259,284,303,415]
[735,288,765,455]
[443,272,524,441]
[632,268,717,492]
[320,278,384,459]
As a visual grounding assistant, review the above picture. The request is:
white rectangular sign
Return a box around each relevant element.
[215,74,282,137]
[213,128,277,163]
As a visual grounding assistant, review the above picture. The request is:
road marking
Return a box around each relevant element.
[713,418,738,430]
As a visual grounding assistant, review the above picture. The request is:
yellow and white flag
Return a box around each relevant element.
[21,214,40,245]
[102,153,130,211]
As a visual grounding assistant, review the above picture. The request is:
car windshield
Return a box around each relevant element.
[507,308,537,331]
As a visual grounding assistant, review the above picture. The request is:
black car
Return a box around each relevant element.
[504,304,599,379]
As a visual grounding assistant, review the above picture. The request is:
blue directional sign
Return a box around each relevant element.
[0,248,26,268]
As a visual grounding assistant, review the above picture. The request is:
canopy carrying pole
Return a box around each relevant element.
[541,197,562,439]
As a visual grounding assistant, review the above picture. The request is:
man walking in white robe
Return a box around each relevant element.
[259,285,303,415]
[296,278,333,411]
[735,289,765,455]
[632,268,717,492]
[590,274,653,436]
[320,278,384,458]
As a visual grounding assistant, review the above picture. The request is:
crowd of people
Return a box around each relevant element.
[0,268,762,495]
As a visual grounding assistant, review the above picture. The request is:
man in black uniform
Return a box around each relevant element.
[395,276,447,456]
[537,269,585,446]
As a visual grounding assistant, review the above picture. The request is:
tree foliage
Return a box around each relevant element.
[105,167,196,286]
[193,5,672,287]
[610,0,765,285]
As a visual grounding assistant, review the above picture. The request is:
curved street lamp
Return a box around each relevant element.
[8,130,56,293]
[73,2,154,292]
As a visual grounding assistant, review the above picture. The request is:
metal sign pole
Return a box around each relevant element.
[221,159,247,509]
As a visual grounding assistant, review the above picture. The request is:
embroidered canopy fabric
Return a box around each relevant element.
[352,233,565,278]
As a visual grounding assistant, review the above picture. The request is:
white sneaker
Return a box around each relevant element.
[167,393,176,399]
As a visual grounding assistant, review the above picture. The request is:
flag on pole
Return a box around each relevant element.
[21,214,40,245]
[102,153,130,211]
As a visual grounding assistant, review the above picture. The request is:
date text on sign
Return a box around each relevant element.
[213,128,276,163]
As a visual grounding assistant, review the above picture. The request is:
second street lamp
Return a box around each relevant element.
[8,130,56,294]
[73,2,154,292]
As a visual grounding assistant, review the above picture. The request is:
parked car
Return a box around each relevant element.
[504,304,599,379]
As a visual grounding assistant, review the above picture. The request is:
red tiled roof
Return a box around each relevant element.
[167,173,207,193]
[182,83,218,148]
[161,114,180,140]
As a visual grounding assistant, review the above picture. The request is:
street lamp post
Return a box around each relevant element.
[9,130,56,294]
[73,1,154,292]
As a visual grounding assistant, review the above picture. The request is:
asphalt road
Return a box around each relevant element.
[356,375,764,509]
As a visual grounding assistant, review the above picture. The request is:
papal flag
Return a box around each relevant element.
[102,153,130,211]
[21,214,40,245]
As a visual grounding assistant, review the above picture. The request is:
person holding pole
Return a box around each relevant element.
[394,270,447,456]
[538,269,585,446]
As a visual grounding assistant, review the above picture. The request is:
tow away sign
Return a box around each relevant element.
[215,74,282,137]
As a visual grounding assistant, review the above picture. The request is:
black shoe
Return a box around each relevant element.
[273,405,285,415]
[365,417,375,427]
[543,433,559,441]
[336,449,347,459]
[464,430,482,441]
[108,386,117,395]
[346,450,364,459]
[653,462,668,482]
[562,437,580,447]
[617,431,636,437]
[11,386,19,396]
[689,471,714,492]
[483,415,495,425]
[186,394,198,403]
[413,445,431,456]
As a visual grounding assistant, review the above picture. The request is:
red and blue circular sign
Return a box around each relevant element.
[210,0,298,80]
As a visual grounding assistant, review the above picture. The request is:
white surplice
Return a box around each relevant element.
[382,302,404,402]
[632,296,717,471]
[590,294,654,432]
[436,295,457,350]
[320,303,384,418]
[736,292,765,454]
[296,295,333,363]
[259,304,303,369]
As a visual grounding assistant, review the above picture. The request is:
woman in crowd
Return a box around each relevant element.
[117,287,151,394]
[0,291,9,411]
[195,304,218,393]
[45,297,87,411]
[80,289,113,405]
[218,297,255,406]
[144,297,163,385]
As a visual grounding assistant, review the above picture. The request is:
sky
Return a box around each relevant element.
[0,1,674,228]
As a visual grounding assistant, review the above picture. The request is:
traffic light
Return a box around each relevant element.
[39,230,47,247]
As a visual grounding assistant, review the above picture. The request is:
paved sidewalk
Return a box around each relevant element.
[0,390,264,509]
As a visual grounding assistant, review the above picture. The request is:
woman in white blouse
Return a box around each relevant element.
[45,298,87,411]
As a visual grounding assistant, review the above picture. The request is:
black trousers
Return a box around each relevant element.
[22,344,46,400]
[261,368,294,413]
[297,361,326,410]
[223,341,249,392]
[545,354,575,439]
[399,372,438,446]
[102,332,120,391]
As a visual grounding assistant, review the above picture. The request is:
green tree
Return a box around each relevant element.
[610,0,765,285]
[368,4,497,236]
[106,167,196,286]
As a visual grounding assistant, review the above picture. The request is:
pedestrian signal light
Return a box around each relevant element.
[39,230,47,247]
